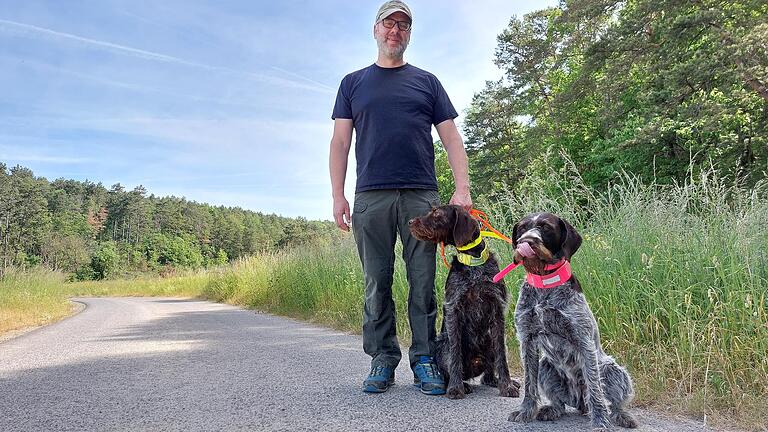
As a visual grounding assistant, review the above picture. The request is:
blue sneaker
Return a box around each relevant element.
[412,356,446,395]
[362,365,395,393]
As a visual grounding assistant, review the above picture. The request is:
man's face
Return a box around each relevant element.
[374,11,411,59]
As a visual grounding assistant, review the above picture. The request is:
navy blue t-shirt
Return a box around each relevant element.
[332,63,458,192]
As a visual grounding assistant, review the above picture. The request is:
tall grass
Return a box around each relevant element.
[203,245,366,330]
[204,164,767,428]
[486,164,768,426]
[68,271,209,298]
[202,237,448,339]
[0,267,72,334]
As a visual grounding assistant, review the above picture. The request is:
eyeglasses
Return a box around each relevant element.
[379,18,411,31]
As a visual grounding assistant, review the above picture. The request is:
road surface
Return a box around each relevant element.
[0,297,728,431]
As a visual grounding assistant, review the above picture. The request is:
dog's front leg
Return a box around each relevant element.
[491,310,520,397]
[508,332,539,422]
[444,307,465,399]
[579,339,612,430]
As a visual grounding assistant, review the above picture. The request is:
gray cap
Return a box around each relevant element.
[375,1,412,24]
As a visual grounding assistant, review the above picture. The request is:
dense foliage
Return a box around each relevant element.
[0,164,337,279]
[463,0,767,200]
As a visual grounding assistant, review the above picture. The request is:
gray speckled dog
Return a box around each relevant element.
[507,212,638,431]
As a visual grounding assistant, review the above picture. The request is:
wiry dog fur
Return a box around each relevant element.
[508,212,638,430]
[409,205,520,399]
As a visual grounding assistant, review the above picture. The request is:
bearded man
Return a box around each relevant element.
[329,1,472,395]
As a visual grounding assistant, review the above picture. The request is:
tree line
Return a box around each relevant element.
[461,0,767,200]
[0,163,338,279]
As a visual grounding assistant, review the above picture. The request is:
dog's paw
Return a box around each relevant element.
[591,417,614,431]
[498,380,520,397]
[536,405,564,421]
[611,410,638,429]
[508,408,537,423]
[446,385,466,399]
[463,382,473,394]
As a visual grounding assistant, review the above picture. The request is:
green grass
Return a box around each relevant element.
[68,271,209,298]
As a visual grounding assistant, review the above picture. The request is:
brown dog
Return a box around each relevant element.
[409,205,520,399]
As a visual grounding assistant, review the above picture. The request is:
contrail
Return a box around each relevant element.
[0,18,334,94]
[0,18,185,63]
[271,66,335,92]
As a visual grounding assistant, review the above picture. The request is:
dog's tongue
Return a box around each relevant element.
[516,242,535,258]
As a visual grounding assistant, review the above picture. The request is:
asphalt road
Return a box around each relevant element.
[0,297,729,431]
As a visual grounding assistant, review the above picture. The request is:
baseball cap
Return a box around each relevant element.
[375,1,412,24]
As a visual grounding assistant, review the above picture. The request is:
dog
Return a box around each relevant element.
[409,204,521,399]
[507,212,638,430]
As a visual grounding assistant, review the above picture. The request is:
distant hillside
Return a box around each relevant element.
[0,163,338,279]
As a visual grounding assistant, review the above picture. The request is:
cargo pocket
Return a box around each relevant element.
[351,199,367,232]
[353,200,368,214]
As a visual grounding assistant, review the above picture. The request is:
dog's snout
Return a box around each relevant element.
[517,228,542,243]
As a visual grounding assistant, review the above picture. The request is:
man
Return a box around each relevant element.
[329,0,472,395]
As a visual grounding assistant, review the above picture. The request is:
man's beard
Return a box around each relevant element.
[377,36,408,60]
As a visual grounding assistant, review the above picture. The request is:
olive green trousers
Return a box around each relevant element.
[352,189,440,369]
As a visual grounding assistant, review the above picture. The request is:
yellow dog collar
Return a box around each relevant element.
[456,242,490,266]
[456,231,506,251]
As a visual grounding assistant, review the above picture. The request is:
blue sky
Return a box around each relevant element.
[0,0,555,220]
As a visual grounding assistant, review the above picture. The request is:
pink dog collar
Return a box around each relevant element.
[526,260,572,289]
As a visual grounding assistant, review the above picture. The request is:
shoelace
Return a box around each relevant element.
[370,366,388,377]
[418,361,440,379]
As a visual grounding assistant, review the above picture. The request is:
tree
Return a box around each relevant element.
[464,0,768,193]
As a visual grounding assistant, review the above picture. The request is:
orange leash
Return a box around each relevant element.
[469,208,513,243]
[440,242,450,268]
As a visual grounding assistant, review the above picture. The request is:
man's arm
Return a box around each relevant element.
[329,118,354,231]
[435,119,472,210]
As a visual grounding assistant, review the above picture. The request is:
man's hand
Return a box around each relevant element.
[449,189,472,211]
[333,196,351,231]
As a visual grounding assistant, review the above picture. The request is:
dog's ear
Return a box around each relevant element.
[452,207,479,247]
[558,217,582,260]
[511,222,520,248]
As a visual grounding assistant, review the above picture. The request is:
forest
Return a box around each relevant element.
[0,163,337,279]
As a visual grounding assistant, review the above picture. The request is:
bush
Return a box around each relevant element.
[90,241,118,280]
[143,233,204,269]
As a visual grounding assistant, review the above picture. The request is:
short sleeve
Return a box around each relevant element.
[331,75,353,120]
[431,77,458,125]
